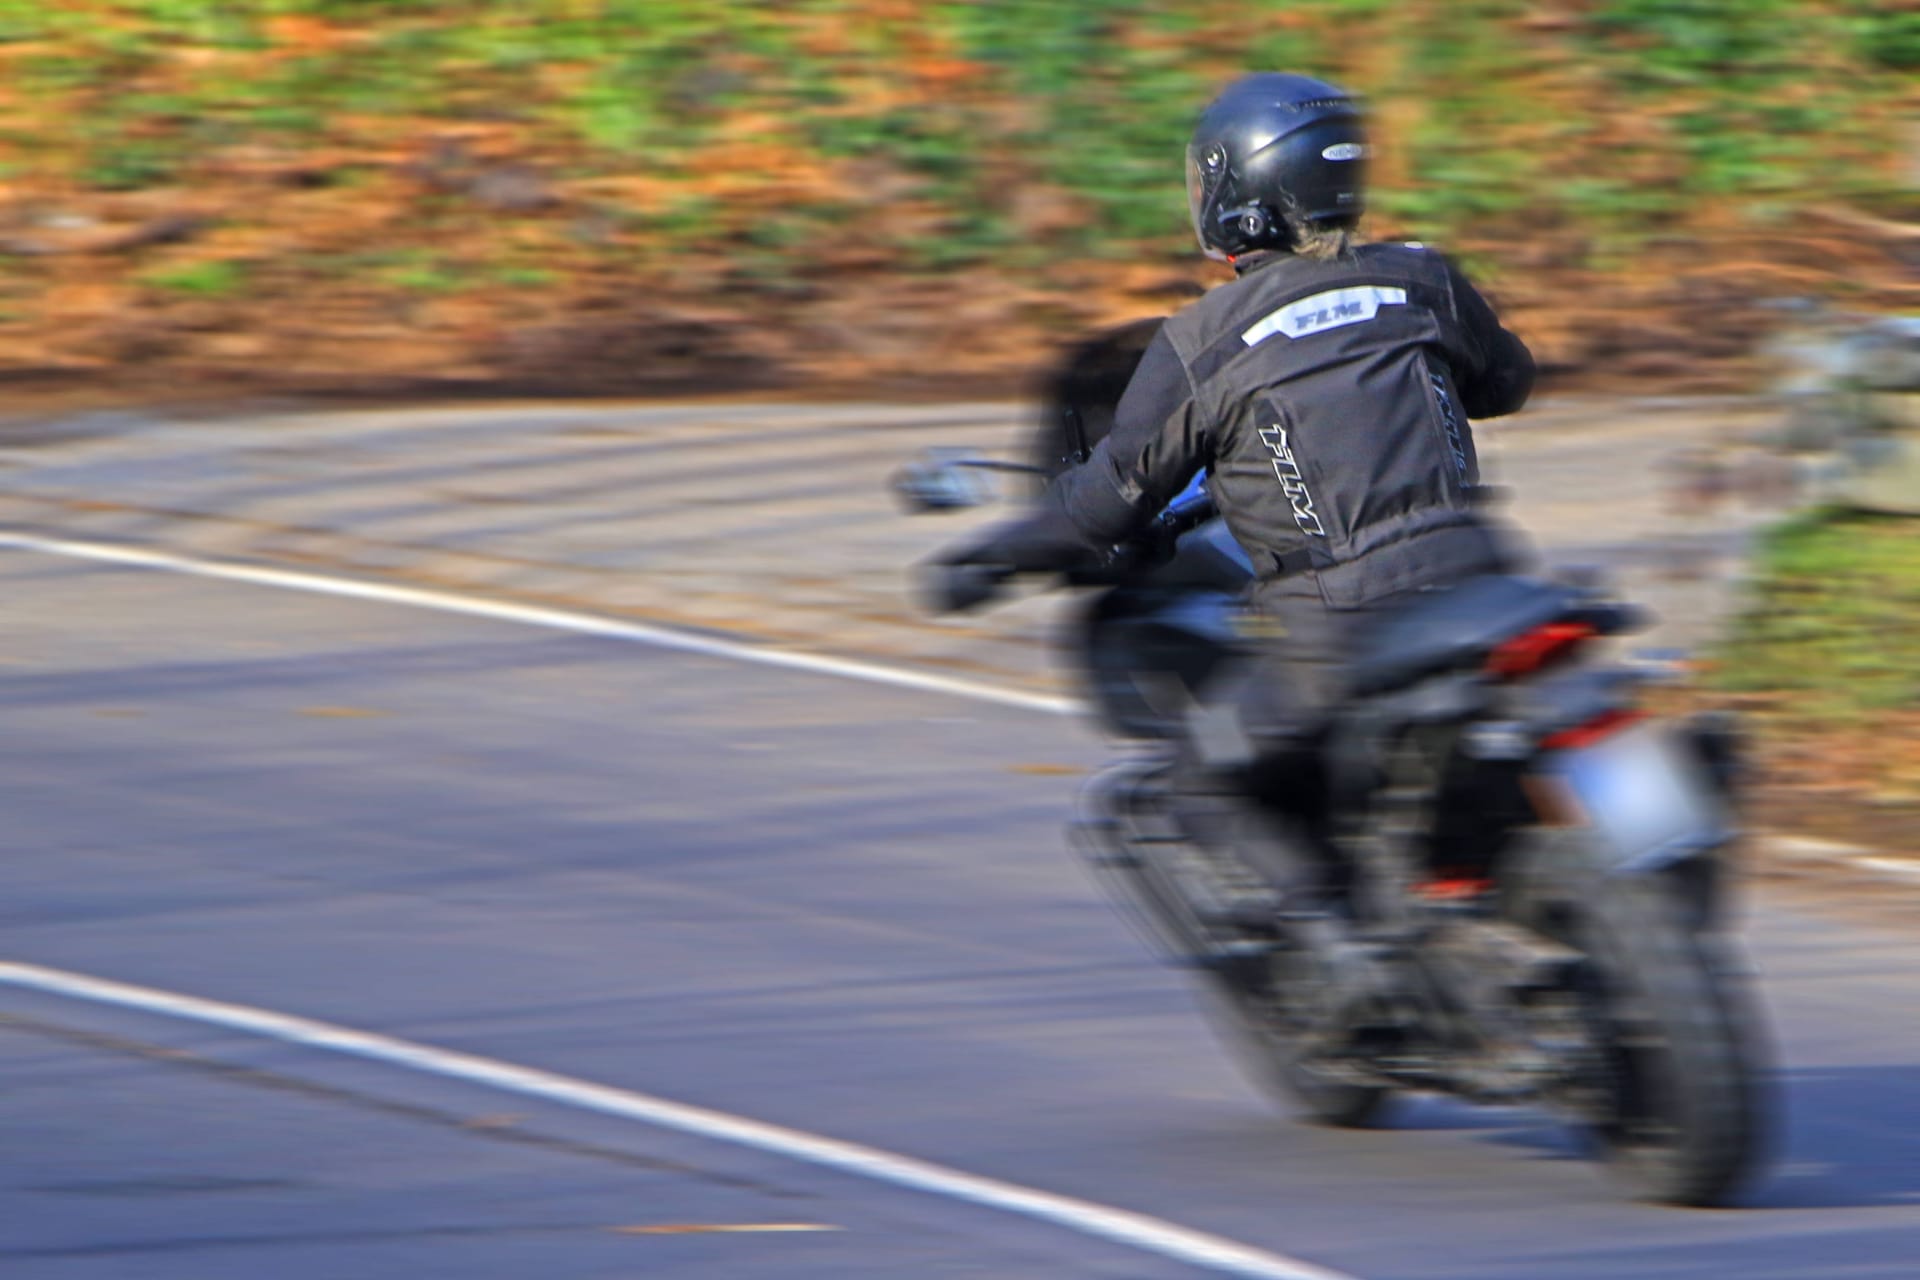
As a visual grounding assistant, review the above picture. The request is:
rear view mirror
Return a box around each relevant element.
[891,449,1000,513]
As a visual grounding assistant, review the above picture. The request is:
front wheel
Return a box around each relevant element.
[1523,854,1770,1205]
[1199,940,1393,1128]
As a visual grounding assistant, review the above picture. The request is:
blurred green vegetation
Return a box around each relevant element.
[0,1,1907,256]
[1716,508,1920,725]
[0,1,1909,386]
[138,258,246,296]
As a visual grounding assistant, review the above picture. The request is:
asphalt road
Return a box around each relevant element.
[0,395,1784,693]
[4,547,1920,1280]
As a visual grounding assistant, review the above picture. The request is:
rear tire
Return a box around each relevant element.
[1510,837,1769,1205]
[1578,876,1770,1204]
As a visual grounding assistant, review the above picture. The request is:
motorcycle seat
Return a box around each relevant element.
[1346,575,1597,697]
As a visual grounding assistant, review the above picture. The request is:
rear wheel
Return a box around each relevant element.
[1580,877,1769,1204]
[1511,837,1769,1205]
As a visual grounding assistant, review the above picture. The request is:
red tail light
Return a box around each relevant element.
[1414,875,1494,902]
[1485,622,1596,679]
[1541,708,1645,751]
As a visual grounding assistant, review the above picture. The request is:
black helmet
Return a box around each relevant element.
[1185,73,1368,262]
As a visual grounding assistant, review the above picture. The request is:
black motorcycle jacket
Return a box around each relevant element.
[1020,243,1535,609]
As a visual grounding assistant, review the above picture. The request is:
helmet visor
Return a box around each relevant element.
[1185,143,1231,263]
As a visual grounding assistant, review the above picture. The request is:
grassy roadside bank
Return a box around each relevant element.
[0,1,1912,398]
[1713,508,1920,849]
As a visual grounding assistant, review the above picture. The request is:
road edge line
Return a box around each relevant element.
[0,530,1076,717]
[0,960,1358,1280]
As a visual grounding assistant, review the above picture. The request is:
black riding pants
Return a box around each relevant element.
[1169,578,1400,896]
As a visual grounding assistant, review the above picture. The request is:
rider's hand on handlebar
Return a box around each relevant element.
[919,560,1016,614]
[921,509,1106,613]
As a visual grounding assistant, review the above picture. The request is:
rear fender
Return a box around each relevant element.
[1657,849,1727,931]
[1508,822,1734,933]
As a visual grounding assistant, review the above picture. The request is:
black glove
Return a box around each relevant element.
[954,508,1101,574]
[919,560,1014,614]
[918,507,1100,614]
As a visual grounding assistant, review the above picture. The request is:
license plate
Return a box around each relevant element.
[1548,724,1730,866]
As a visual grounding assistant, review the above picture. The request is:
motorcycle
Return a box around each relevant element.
[897,321,1770,1206]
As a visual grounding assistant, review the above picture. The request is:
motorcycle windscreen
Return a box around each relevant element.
[1546,724,1732,868]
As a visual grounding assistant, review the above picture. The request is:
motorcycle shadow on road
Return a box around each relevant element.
[1402,1064,1920,1209]
[1392,1097,1590,1169]
[1742,1065,1920,1210]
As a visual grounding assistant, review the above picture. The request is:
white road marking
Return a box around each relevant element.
[1857,857,1920,883]
[0,531,1075,716]
[0,961,1360,1280]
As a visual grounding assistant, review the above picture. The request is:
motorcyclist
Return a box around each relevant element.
[938,72,1536,900]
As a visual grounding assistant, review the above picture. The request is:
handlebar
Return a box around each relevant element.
[924,484,1219,614]
[1152,487,1219,544]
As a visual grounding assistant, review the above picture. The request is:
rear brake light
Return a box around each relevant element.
[1485,622,1596,679]
[1541,708,1645,751]
[1414,876,1494,902]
